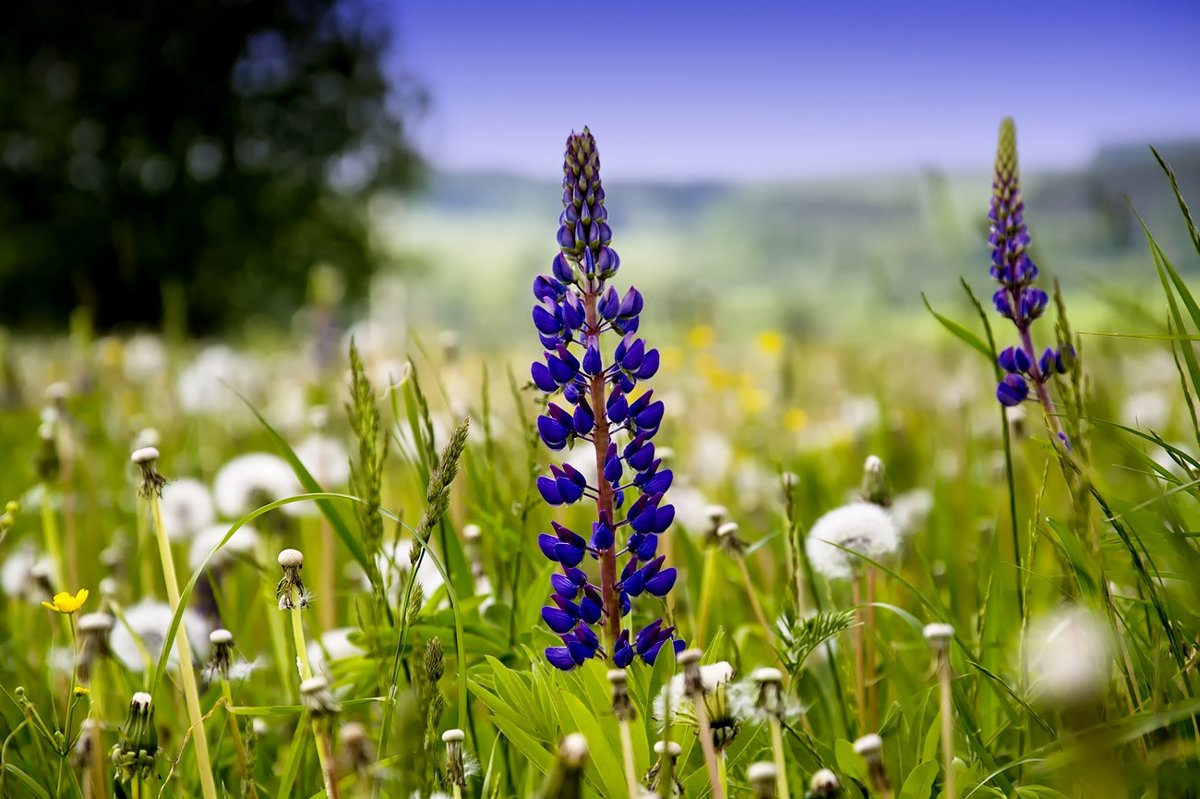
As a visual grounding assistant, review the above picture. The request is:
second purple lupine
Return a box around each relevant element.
[988,118,1074,426]
[530,128,684,671]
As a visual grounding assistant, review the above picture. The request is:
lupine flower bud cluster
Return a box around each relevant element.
[530,128,682,671]
[988,118,1074,408]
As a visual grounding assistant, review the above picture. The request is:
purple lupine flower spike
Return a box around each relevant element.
[988,119,1070,432]
[531,128,684,671]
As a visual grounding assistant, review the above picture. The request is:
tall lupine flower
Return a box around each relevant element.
[989,119,1074,429]
[531,128,682,671]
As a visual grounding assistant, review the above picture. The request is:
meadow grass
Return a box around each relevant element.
[0,153,1199,799]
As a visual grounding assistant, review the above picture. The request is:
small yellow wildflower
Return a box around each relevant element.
[756,330,785,357]
[41,588,89,615]
[73,685,91,697]
[784,407,809,433]
[687,324,715,350]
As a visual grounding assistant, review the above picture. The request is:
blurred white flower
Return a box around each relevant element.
[805,502,898,580]
[1121,390,1170,431]
[890,488,933,539]
[176,345,259,415]
[1025,605,1112,705]
[308,627,365,676]
[213,453,298,517]
[688,430,732,486]
[188,523,260,571]
[123,334,167,383]
[376,538,444,601]
[670,482,711,535]
[111,599,211,672]
[841,395,880,437]
[654,661,737,720]
[293,434,350,487]
[0,545,51,601]
[159,478,216,541]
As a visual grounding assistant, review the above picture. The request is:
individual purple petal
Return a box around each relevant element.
[532,305,561,336]
[542,606,576,634]
[644,567,677,597]
[579,596,601,624]
[531,361,558,393]
[537,475,563,504]
[538,534,560,562]
[550,573,578,599]
[545,646,576,671]
[634,349,659,380]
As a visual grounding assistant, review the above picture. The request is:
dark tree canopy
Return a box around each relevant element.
[0,0,423,332]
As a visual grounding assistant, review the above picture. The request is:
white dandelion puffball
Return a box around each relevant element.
[654,661,736,720]
[176,344,259,415]
[160,478,216,541]
[123,334,167,383]
[670,482,712,535]
[110,600,211,672]
[1,545,50,601]
[308,627,365,674]
[806,502,898,580]
[1025,605,1112,705]
[1121,390,1171,431]
[213,452,299,517]
[890,488,933,539]
[188,523,261,571]
[688,430,733,486]
[293,434,350,487]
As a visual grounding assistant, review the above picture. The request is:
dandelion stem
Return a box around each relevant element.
[737,556,779,665]
[40,483,66,588]
[768,718,790,799]
[691,699,726,799]
[938,660,956,799]
[148,490,219,799]
[866,568,878,729]
[316,515,336,632]
[617,718,639,799]
[852,577,866,734]
[220,679,252,792]
[287,587,340,798]
[697,545,718,646]
[258,536,294,691]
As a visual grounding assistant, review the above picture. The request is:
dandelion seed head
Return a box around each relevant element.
[189,523,260,571]
[890,488,933,539]
[209,628,233,645]
[130,446,159,465]
[213,452,298,517]
[110,599,210,672]
[653,740,682,757]
[559,733,589,766]
[278,548,304,568]
[853,733,883,759]
[78,612,114,633]
[292,433,351,488]
[923,623,954,648]
[805,502,898,580]
[747,761,776,785]
[810,768,840,795]
[130,691,153,712]
[462,524,481,541]
[1025,605,1111,705]
[159,478,216,541]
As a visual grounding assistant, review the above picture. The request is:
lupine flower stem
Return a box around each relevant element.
[145,482,218,799]
[584,287,622,653]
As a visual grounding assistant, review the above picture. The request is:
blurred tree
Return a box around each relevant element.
[0,0,423,332]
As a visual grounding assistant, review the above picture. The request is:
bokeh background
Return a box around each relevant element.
[2,0,1199,343]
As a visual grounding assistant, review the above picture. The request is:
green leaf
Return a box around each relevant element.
[2,765,51,799]
[237,391,371,572]
[899,760,939,799]
[922,293,993,361]
[835,739,869,784]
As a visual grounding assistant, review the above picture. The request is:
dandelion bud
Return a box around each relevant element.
[538,733,589,799]
[747,761,777,798]
[644,739,685,796]
[130,446,165,497]
[443,728,467,787]
[276,548,309,610]
[206,628,234,681]
[809,768,841,797]
[111,691,158,783]
[71,717,100,770]
[78,611,114,677]
[860,455,891,507]
[300,676,341,719]
[339,721,374,778]
[715,521,747,556]
[678,648,704,697]
[781,471,798,490]
[923,622,954,669]
[752,667,785,719]
[852,734,890,796]
[607,669,634,721]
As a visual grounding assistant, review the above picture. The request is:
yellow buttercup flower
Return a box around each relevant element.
[756,330,785,357]
[41,588,89,615]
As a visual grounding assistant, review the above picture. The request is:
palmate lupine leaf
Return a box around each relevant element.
[776,609,857,677]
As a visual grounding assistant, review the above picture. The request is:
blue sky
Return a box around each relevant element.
[390,0,1200,180]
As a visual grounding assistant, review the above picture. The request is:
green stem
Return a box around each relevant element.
[288,592,339,798]
[220,679,252,793]
[769,718,790,799]
[148,492,218,799]
[40,484,65,588]
[697,545,718,646]
[617,719,639,799]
